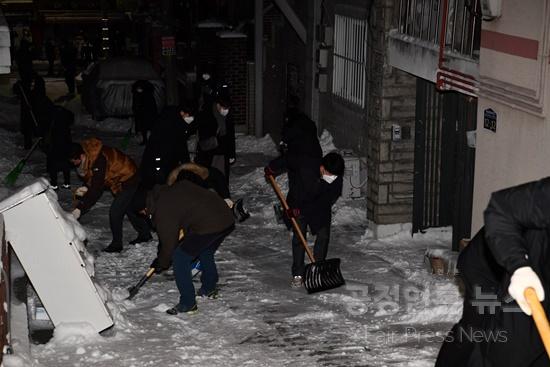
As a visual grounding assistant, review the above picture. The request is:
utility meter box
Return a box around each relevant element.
[0,179,113,333]
[341,150,362,200]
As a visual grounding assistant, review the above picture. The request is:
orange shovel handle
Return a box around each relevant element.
[525,287,550,359]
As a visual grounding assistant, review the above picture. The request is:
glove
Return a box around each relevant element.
[508,266,545,316]
[74,186,88,197]
[264,165,275,178]
[71,208,81,220]
[229,157,236,165]
[150,258,164,274]
[285,208,300,219]
[224,198,234,208]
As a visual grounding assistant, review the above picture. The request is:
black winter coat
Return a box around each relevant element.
[269,152,342,234]
[196,103,236,160]
[436,228,504,367]
[140,107,197,187]
[45,106,73,159]
[132,80,157,132]
[479,177,550,366]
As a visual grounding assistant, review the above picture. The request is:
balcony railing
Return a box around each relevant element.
[397,0,481,60]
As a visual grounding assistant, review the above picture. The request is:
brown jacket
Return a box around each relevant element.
[147,180,235,268]
[80,138,137,194]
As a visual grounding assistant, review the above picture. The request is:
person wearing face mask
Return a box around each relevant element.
[139,102,197,190]
[265,151,345,288]
[195,96,236,185]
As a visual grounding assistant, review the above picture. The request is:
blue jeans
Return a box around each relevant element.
[172,229,232,310]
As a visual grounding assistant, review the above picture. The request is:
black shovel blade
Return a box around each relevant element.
[127,286,140,300]
[304,258,345,294]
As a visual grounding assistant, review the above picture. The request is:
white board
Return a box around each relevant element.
[0,180,113,333]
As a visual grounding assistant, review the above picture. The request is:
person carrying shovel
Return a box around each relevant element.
[436,177,550,366]
[265,151,345,288]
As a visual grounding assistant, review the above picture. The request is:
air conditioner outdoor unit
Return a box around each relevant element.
[341,150,363,200]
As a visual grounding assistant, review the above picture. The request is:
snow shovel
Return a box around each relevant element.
[525,287,550,359]
[127,267,155,300]
[4,137,43,186]
[267,175,345,294]
[126,261,203,300]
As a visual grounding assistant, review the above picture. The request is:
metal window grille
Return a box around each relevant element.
[332,14,368,108]
[397,0,481,59]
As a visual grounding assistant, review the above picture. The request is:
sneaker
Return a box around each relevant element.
[103,243,123,253]
[291,276,303,288]
[50,185,59,190]
[166,303,198,315]
[129,234,153,245]
[62,184,71,189]
[196,288,218,299]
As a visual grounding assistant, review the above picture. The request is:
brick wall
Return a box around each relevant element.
[366,0,416,224]
[216,32,248,129]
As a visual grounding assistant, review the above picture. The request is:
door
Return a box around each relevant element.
[413,79,477,250]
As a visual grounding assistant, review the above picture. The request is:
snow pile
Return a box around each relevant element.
[77,113,131,133]
[236,134,278,156]
[332,202,366,225]
[319,129,338,154]
[2,354,43,367]
[49,322,103,345]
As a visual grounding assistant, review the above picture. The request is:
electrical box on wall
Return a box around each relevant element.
[392,124,402,141]
[316,73,328,92]
[318,49,329,68]
[480,0,502,19]
[318,25,333,46]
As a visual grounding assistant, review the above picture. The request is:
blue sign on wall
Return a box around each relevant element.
[484,108,497,132]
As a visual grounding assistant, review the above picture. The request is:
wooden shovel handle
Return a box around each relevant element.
[267,175,316,263]
[525,287,550,359]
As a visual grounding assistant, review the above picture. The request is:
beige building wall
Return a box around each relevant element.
[471,0,550,233]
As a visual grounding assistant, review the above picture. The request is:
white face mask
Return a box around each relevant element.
[220,108,229,117]
[184,116,194,124]
[202,73,210,81]
[322,174,337,184]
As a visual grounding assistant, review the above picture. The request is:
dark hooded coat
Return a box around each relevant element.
[146,181,234,268]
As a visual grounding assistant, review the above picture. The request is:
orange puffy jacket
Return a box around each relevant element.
[80,138,137,194]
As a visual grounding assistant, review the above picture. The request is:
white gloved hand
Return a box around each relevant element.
[75,186,88,197]
[508,266,545,316]
[71,208,81,220]
[224,198,234,208]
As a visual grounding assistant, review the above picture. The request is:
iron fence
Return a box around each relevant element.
[397,0,481,59]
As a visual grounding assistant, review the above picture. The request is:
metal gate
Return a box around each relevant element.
[413,79,477,250]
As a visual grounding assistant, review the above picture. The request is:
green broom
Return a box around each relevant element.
[4,137,43,186]
[120,127,132,150]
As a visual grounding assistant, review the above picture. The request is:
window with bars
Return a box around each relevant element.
[332,14,368,108]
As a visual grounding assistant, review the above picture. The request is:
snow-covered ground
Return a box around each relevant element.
[0,85,463,366]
